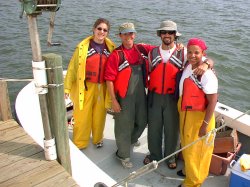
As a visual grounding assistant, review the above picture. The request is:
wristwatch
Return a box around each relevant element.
[204,59,210,68]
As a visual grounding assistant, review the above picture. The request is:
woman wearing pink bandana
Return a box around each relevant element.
[177,38,218,187]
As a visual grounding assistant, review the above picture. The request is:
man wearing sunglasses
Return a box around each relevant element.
[144,20,213,170]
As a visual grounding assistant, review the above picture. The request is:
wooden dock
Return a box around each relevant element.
[0,119,79,187]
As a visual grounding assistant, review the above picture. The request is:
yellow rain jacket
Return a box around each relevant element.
[64,36,116,110]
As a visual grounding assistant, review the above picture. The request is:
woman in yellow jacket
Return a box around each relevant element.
[177,38,218,187]
[64,18,116,149]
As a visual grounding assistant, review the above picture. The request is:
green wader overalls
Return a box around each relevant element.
[115,64,147,159]
[147,91,180,164]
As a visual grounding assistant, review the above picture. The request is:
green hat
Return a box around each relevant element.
[118,22,137,34]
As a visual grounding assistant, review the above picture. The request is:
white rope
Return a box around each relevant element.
[157,128,215,165]
[32,66,62,70]
[0,78,33,82]
[41,83,64,88]
[0,66,62,82]
[0,78,64,88]
[205,129,217,146]
[158,110,249,164]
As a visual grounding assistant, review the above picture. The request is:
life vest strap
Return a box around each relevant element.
[117,44,148,72]
[189,74,203,89]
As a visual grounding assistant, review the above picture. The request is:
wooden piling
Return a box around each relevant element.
[27,15,53,141]
[0,80,13,121]
[43,53,72,175]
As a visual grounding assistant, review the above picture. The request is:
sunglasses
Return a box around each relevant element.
[160,30,176,35]
[97,27,108,32]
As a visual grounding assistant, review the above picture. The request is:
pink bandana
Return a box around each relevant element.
[187,38,207,51]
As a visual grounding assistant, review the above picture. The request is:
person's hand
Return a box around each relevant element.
[193,63,208,76]
[198,123,207,137]
[65,93,69,99]
[176,43,184,50]
[111,99,122,113]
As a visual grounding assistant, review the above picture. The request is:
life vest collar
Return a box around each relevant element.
[85,44,110,83]
[114,44,149,97]
[116,44,147,72]
[148,46,185,94]
[170,54,183,69]
[118,60,129,71]
[189,74,203,89]
[150,47,185,71]
[87,40,110,58]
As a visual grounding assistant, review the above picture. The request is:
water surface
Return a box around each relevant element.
[0,0,249,113]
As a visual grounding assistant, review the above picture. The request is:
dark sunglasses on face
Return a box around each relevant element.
[160,30,176,35]
[97,27,108,32]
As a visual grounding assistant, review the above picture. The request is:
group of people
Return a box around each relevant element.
[64,18,218,187]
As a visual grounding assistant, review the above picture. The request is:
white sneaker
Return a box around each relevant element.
[96,141,103,148]
[133,140,141,147]
[116,151,133,168]
[120,158,133,168]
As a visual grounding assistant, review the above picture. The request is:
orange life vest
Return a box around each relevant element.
[114,44,149,98]
[181,75,208,111]
[85,46,110,83]
[148,47,185,94]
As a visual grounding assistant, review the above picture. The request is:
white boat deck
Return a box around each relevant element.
[16,81,250,187]
[74,114,231,187]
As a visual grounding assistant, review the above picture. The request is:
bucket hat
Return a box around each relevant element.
[118,22,137,34]
[156,20,181,37]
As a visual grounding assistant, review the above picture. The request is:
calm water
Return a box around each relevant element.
[0,0,249,113]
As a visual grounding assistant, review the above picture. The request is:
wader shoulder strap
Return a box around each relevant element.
[135,44,148,60]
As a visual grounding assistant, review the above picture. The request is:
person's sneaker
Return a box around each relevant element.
[133,140,141,147]
[116,151,133,168]
[96,141,103,148]
[120,158,133,168]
